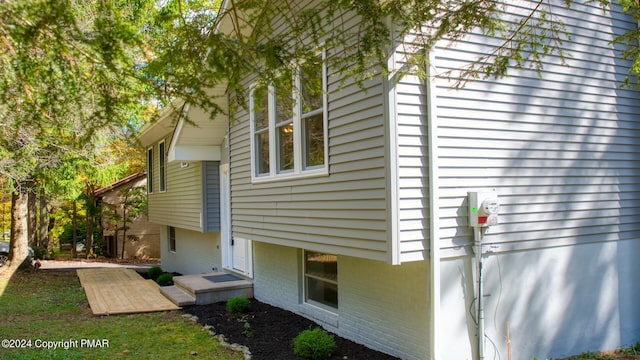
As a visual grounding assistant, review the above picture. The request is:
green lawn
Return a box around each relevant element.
[0,269,242,360]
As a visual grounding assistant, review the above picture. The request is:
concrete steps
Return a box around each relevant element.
[160,285,196,306]
[160,272,253,307]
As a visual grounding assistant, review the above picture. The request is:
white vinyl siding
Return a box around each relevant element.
[432,0,640,257]
[388,28,431,262]
[230,68,389,261]
[148,136,222,233]
[149,156,203,232]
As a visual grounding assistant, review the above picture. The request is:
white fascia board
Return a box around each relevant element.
[169,145,222,162]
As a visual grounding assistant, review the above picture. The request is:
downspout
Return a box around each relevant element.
[426,50,441,360]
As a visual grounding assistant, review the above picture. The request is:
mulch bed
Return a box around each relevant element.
[182,298,399,360]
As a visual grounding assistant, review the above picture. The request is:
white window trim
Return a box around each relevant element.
[158,139,167,192]
[249,50,329,183]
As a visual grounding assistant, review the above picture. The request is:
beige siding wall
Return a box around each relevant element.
[101,176,162,259]
[148,135,205,232]
[229,63,391,262]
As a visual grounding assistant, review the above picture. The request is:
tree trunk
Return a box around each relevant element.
[72,200,77,259]
[113,206,118,259]
[120,192,129,260]
[38,188,48,251]
[27,185,37,247]
[47,216,55,254]
[120,207,127,260]
[9,180,30,269]
[85,183,95,259]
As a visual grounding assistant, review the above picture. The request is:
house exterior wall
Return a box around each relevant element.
[229,68,392,262]
[148,134,221,233]
[252,241,430,360]
[202,161,221,232]
[100,176,161,259]
[432,0,640,258]
[160,226,222,274]
[391,67,430,263]
[432,1,640,359]
[441,240,640,359]
[148,146,203,232]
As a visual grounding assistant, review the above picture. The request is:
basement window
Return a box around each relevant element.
[168,226,176,253]
[304,251,338,310]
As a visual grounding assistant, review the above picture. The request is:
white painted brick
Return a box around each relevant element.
[252,242,430,360]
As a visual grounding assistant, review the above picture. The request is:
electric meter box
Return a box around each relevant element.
[468,191,500,227]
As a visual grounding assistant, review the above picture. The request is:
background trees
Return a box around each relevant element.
[0,0,152,268]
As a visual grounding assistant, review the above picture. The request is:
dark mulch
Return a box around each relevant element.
[182,298,399,360]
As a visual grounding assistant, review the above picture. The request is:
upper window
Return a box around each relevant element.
[159,140,167,192]
[147,146,154,193]
[304,251,338,310]
[250,51,327,181]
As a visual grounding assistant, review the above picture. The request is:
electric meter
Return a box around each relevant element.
[468,191,500,227]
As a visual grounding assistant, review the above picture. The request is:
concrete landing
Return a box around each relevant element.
[160,272,253,306]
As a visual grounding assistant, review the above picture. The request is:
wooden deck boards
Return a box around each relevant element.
[77,268,180,315]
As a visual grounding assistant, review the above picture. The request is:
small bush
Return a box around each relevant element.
[292,328,336,360]
[147,266,163,280]
[226,297,251,313]
[156,273,173,286]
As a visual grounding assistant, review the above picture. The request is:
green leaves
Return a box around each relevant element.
[0,0,152,186]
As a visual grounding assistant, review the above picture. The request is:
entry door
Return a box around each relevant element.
[220,163,252,276]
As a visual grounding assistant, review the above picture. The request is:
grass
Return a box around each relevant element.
[538,342,640,360]
[0,269,243,360]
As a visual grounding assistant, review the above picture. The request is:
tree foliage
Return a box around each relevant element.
[0,0,638,267]
[138,0,640,120]
[0,0,154,267]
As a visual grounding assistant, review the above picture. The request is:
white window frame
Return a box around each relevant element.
[158,140,167,192]
[249,50,328,182]
[147,146,154,193]
[303,250,338,311]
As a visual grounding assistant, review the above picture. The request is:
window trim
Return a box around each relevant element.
[249,50,328,183]
[158,140,167,192]
[303,250,338,311]
[147,146,154,193]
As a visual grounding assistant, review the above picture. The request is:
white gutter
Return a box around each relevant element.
[426,50,441,360]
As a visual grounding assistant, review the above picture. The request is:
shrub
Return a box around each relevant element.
[292,328,336,360]
[147,266,163,280]
[226,297,251,313]
[156,273,173,286]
